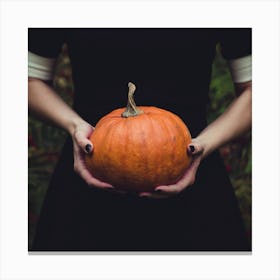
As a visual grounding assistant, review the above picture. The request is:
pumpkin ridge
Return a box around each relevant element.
[141,114,159,186]
[93,119,121,182]
[145,114,169,185]
[136,115,149,184]
[155,114,177,183]
[107,120,128,187]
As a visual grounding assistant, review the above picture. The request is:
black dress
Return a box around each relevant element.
[29,28,251,251]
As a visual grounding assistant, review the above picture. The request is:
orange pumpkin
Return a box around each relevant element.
[85,82,192,192]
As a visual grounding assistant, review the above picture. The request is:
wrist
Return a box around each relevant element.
[67,117,90,137]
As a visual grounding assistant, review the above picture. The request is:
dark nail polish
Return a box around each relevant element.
[85,144,92,153]
[155,189,162,193]
[189,145,195,153]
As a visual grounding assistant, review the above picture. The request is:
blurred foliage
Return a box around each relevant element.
[28,44,251,249]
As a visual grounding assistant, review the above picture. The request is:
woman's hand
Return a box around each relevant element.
[138,140,204,199]
[71,120,115,190]
[138,81,252,199]
[28,79,114,191]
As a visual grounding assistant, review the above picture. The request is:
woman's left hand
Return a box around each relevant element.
[138,140,204,199]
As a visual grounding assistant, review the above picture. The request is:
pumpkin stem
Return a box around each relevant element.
[121,82,143,118]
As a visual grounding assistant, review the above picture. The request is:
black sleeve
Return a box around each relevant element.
[28,28,66,58]
[219,28,252,60]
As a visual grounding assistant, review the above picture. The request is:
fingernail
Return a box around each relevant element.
[155,189,162,193]
[189,145,195,153]
[139,193,149,197]
[85,144,92,154]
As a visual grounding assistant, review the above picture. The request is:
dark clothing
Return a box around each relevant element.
[29,28,251,251]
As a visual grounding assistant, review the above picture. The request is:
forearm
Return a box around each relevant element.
[28,78,86,135]
[195,83,252,158]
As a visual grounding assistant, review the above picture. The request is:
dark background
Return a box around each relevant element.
[28,44,252,249]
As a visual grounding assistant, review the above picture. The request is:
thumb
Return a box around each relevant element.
[187,141,204,156]
[74,131,93,154]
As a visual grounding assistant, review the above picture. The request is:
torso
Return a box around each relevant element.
[65,28,218,136]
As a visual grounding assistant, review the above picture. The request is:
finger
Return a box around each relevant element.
[138,192,169,199]
[74,130,93,154]
[74,147,113,188]
[187,142,204,156]
[155,157,201,194]
[77,165,113,188]
[154,184,184,195]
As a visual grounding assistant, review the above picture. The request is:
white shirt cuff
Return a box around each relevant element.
[228,55,252,83]
[28,51,56,80]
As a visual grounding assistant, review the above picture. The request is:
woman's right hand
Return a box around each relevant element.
[71,120,115,191]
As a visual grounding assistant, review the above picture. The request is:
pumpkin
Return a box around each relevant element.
[85,82,192,192]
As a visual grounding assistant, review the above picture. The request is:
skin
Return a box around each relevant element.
[28,78,252,198]
[141,81,252,198]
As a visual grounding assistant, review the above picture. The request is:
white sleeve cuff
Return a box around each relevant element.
[228,55,252,83]
[28,51,56,80]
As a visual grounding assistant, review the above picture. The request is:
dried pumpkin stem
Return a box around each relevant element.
[121,82,143,118]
